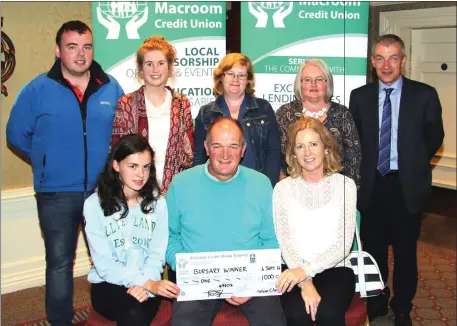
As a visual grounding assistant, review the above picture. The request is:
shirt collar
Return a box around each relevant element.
[378,76,403,98]
[220,96,247,112]
[211,94,257,113]
[204,161,240,183]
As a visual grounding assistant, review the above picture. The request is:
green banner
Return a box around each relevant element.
[241,1,369,110]
[92,1,226,117]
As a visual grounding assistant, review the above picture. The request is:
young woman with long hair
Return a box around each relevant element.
[84,134,179,325]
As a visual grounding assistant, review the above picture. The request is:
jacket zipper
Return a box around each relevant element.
[82,118,88,192]
[58,84,89,191]
[78,92,90,192]
[78,80,101,192]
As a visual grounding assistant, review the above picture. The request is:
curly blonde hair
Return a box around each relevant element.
[285,118,342,178]
[213,53,255,96]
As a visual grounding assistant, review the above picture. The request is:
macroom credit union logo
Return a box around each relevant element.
[248,1,293,28]
[96,1,149,40]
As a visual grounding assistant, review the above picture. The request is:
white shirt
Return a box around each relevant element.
[145,89,172,187]
[273,173,357,277]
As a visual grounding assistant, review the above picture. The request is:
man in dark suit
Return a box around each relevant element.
[349,34,444,326]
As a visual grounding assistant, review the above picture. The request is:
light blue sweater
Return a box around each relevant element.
[84,193,168,296]
[166,164,279,270]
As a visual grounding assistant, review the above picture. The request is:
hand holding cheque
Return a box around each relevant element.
[175,249,282,301]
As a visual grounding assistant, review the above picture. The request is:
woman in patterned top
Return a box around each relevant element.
[111,36,194,194]
[274,118,356,326]
[275,59,361,188]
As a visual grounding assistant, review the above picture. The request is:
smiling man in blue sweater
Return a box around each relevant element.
[6,21,123,326]
[166,117,286,326]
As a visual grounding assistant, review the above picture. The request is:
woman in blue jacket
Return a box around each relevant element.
[84,134,180,325]
[193,53,281,186]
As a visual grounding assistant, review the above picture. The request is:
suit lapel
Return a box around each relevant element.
[398,77,413,142]
[366,83,380,148]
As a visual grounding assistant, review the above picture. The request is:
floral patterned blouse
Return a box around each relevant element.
[276,99,362,189]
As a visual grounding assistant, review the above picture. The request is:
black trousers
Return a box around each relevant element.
[280,266,355,326]
[360,171,422,314]
[91,282,161,326]
[171,296,287,326]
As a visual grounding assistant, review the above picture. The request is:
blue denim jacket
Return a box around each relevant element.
[193,94,281,186]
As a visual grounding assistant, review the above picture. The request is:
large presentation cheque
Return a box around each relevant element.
[175,249,282,301]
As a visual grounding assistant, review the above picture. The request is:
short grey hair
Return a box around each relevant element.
[371,34,406,57]
[205,116,245,145]
[293,58,334,103]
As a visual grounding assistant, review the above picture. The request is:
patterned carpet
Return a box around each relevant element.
[13,241,456,326]
[16,306,89,326]
[371,241,456,326]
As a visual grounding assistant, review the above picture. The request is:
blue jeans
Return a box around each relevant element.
[36,191,92,326]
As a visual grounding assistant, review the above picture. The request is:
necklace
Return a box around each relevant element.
[302,107,328,119]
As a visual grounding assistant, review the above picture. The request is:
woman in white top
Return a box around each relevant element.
[273,118,356,326]
[111,36,194,194]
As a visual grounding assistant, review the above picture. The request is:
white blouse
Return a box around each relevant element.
[145,90,172,187]
[273,173,357,278]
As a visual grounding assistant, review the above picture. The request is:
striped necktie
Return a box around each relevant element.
[377,88,394,176]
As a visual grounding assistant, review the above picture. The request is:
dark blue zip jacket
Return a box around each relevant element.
[193,94,281,186]
[6,59,124,192]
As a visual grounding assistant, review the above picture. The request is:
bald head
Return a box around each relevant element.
[206,117,245,146]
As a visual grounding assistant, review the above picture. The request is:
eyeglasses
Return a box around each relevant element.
[301,77,327,85]
[223,71,248,81]
[373,55,403,64]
